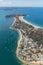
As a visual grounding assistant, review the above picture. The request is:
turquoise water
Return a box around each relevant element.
[0,29,21,65]
[0,7,43,65]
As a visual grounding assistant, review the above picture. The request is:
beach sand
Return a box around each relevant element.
[19,16,41,29]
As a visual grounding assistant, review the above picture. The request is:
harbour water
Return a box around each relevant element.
[0,7,43,65]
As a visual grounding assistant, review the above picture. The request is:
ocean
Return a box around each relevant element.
[0,7,43,65]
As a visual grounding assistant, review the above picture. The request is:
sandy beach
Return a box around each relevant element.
[19,16,41,28]
[10,16,40,29]
[16,29,22,55]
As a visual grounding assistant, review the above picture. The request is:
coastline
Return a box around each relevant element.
[16,29,22,55]
[10,16,43,65]
[10,16,43,29]
[19,16,38,28]
[10,17,16,29]
[20,16,43,29]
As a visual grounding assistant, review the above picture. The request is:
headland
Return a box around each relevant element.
[6,14,43,65]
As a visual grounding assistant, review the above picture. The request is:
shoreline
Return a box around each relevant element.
[16,29,22,55]
[10,16,43,29]
[10,16,43,65]
[19,16,43,29]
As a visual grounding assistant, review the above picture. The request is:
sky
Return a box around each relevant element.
[0,0,43,7]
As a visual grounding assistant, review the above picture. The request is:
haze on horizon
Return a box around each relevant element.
[0,0,43,7]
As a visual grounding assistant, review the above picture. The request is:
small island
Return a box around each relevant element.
[6,14,43,65]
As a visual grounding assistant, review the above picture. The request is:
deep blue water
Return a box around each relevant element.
[0,7,43,65]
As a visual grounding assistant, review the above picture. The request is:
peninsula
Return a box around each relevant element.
[6,14,43,65]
